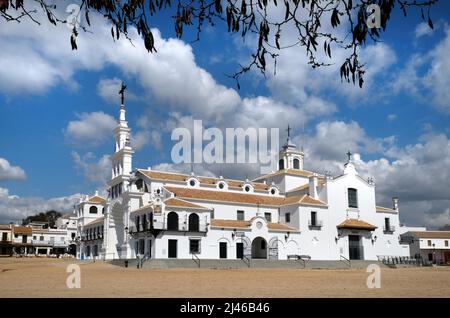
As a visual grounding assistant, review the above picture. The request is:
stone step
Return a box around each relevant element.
[108,258,389,269]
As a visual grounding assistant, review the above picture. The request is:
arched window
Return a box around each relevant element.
[293,158,300,169]
[348,188,358,208]
[188,213,200,232]
[89,206,98,214]
[167,212,179,231]
[279,159,284,170]
[136,179,143,191]
[102,207,105,214]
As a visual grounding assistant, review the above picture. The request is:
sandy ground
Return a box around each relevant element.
[0,257,449,297]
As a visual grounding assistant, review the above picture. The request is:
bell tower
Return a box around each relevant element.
[108,82,134,200]
[278,125,304,170]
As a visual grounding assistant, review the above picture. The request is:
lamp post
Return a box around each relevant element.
[432,243,436,265]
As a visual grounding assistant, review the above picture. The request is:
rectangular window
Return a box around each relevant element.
[2,233,7,241]
[189,239,200,254]
[348,188,358,208]
[14,234,18,238]
[311,211,317,226]
[285,213,291,223]
[264,212,272,223]
[237,210,244,221]
[40,236,44,241]
[139,239,145,255]
[428,240,432,246]
[135,215,140,232]
[33,236,37,240]
[385,218,390,229]
[143,214,147,230]
[445,240,448,247]
[22,235,27,243]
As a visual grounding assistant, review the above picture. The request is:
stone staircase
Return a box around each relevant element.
[108,258,388,269]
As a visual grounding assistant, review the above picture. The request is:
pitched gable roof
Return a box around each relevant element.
[337,219,377,231]
[88,195,106,204]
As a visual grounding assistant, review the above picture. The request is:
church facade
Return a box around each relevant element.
[75,99,407,262]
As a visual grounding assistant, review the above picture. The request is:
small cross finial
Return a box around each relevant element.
[346,150,352,161]
[286,125,292,138]
[119,81,127,105]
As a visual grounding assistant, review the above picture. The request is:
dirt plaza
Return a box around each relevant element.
[0,257,449,298]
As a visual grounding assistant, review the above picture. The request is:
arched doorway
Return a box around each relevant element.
[251,237,268,259]
[68,244,77,256]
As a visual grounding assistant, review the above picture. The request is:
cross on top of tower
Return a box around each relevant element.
[286,125,292,138]
[119,81,127,105]
[346,150,352,162]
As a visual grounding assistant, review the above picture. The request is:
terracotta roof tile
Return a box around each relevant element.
[210,219,250,229]
[12,226,33,235]
[164,198,211,210]
[84,217,104,227]
[267,223,299,232]
[409,231,450,239]
[138,169,270,191]
[165,186,327,208]
[88,195,106,204]
[286,184,309,193]
[165,186,283,206]
[281,194,327,207]
[210,219,299,232]
[337,219,377,230]
[253,169,316,181]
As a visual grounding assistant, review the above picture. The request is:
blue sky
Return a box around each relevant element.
[0,1,449,228]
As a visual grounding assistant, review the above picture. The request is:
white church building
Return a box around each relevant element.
[75,97,409,262]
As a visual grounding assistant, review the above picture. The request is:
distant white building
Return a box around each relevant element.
[400,231,450,264]
[74,98,441,262]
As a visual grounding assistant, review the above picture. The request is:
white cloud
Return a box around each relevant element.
[414,22,434,38]
[387,114,397,121]
[0,7,337,138]
[424,26,450,113]
[65,111,116,147]
[393,24,450,113]
[298,121,450,229]
[97,77,138,104]
[71,151,111,185]
[0,187,80,223]
[0,158,26,181]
